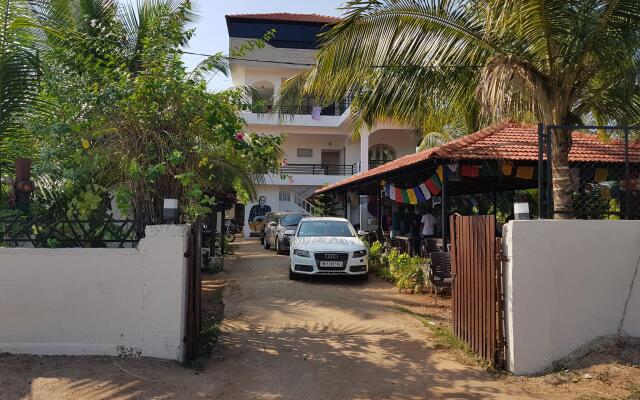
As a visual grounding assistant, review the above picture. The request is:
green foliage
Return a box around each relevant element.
[7,0,284,227]
[367,241,427,292]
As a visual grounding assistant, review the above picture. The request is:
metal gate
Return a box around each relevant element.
[184,220,202,362]
[449,215,505,366]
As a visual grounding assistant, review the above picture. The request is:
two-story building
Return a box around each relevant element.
[225,13,419,237]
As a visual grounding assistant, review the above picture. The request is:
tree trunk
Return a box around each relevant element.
[550,127,574,219]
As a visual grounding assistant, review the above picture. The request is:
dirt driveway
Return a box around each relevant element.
[1,240,555,400]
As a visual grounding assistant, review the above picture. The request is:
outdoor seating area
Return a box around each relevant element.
[317,121,640,254]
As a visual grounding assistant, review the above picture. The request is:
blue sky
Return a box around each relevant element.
[183,0,345,90]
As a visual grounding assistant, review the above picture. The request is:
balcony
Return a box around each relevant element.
[280,163,360,176]
[248,95,354,117]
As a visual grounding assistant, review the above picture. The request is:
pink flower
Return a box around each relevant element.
[235,132,245,141]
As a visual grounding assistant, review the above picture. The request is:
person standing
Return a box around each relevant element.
[421,208,437,238]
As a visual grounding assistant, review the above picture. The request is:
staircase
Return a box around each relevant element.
[292,192,324,216]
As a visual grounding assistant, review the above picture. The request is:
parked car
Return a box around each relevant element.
[264,212,307,254]
[259,212,278,245]
[289,217,368,280]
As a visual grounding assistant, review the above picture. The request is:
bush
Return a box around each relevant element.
[387,249,427,292]
[367,241,427,293]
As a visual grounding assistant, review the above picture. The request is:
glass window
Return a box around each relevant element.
[297,220,355,237]
[281,214,304,226]
[368,144,396,162]
[279,190,291,202]
[297,148,313,157]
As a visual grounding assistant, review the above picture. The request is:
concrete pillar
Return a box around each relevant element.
[360,130,369,173]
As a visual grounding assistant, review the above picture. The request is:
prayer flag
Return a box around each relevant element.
[407,188,417,204]
[515,166,535,179]
[594,168,608,183]
[401,189,410,204]
[389,184,396,201]
[436,166,444,181]
[502,161,514,176]
[425,176,442,196]
[418,183,432,200]
[461,164,480,177]
[394,187,403,202]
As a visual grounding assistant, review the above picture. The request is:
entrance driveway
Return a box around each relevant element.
[204,240,544,400]
[0,239,555,400]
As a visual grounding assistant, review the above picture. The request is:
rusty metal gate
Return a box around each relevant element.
[449,215,505,366]
[184,220,202,362]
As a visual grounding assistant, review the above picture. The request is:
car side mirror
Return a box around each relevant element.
[268,222,277,227]
[357,230,367,236]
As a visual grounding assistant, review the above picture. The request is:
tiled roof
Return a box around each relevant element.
[317,120,640,194]
[226,13,340,24]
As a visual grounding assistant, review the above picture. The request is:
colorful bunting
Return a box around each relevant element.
[418,183,431,201]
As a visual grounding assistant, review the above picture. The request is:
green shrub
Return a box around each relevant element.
[388,249,427,292]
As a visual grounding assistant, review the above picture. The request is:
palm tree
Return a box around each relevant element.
[281,0,640,217]
[0,0,40,172]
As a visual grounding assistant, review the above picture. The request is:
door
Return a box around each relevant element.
[321,150,341,174]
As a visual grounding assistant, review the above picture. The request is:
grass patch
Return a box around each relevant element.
[395,306,492,370]
[184,312,223,370]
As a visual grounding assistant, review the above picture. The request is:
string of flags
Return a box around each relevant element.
[383,162,538,204]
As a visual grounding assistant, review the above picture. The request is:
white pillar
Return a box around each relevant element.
[360,130,369,173]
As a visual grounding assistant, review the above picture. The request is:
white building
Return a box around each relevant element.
[226,13,418,237]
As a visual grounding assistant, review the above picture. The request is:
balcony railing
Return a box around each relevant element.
[280,163,360,176]
[248,95,354,116]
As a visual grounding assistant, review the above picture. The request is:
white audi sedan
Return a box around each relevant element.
[289,217,368,280]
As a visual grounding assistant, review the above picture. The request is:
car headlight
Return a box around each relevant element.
[293,249,310,258]
[284,230,295,236]
[353,249,367,258]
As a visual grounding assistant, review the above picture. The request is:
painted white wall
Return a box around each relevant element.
[502,220,640,375]
[0,225,189,361]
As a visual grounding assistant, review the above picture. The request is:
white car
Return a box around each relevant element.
[289,217,369,280]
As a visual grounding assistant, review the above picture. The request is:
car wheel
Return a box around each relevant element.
[289,268,300,280]
[276,239,284,255]
[264,237,270,250]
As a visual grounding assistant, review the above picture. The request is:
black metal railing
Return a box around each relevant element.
[280,163,360,176]
[0,216,140,248]
[248,95,353,116]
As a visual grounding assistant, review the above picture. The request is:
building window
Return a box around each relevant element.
[297,148,313,158]
[369,144,396,167]
[279,190,291,202]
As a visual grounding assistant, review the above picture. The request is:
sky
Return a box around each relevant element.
[182,0,346,91]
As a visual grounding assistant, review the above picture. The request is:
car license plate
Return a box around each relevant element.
[319,261,343,267]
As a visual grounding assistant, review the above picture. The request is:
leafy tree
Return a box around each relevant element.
[18,0,283,231]
[0,0,40,185]
[281,0,640,217]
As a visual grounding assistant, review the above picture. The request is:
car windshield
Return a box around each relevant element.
[297,220,354,237]
[281,214,304,226]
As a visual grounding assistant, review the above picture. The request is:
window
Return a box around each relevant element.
[369,144,396,162]
[297,148,313,158]
[298,220,355,237]
[279,190,291,202]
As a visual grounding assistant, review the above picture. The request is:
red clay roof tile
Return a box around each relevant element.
[317,121,640,194]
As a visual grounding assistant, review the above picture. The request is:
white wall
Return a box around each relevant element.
[502,220,640,375]
[0,225,189,361]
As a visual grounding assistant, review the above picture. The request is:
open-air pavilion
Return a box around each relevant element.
[316,120,640,249]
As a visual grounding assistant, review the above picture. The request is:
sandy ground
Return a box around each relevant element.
[1,239,562,400]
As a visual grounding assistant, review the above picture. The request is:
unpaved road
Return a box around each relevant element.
[0,240,553,400]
